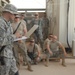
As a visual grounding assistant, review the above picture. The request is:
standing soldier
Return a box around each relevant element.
[12,14,33,71]
[0,4,20,75]
[43,35,67,67]
[41,13,49,40]
[30,12,43,49]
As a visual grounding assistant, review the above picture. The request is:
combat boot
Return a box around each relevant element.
[27,64,33,72]
[62,58,66,67]
[44,63,48,67]
[43,58,48,67]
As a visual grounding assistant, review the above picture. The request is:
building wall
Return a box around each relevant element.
[68,0,75,46]
[46,0,60,39]
[59,0,68,46]
[59,0,75,47]
[46,0,75,47]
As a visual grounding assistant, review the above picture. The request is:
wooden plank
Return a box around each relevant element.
[65,56,75,59]
[26,25,38,38]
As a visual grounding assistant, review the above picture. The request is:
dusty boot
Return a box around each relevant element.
[62,58,66,67]
[44,58,49,67]
[43,59,46,66]
[27,64,33,72]
[44,62,48,67]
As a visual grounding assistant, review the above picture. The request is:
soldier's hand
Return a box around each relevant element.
[15,33,22,38]
[64,52,67,57]
[18,40,22,43]
[49,51,53,55]
[36,57,40,62]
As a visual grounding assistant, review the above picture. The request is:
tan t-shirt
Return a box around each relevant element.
[27,44,40,53]
[12,20,27,36]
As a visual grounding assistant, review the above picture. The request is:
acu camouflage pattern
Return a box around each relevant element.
[30,18,43,48]
[0,17,16,58]
[41,17,49,40]
[0,16,18,75]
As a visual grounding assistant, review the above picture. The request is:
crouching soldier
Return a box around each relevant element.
[43,35,67,67]
[27,38,41,65]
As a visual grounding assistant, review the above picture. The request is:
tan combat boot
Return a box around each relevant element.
[27,64,33,72]
[43,58,49,67]
[62,58,66,67]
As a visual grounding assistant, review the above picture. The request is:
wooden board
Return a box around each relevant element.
[26,25,38,38]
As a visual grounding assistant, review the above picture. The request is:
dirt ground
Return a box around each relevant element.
[19,59,75,75]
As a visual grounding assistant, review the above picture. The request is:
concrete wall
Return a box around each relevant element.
[46,0,60,39]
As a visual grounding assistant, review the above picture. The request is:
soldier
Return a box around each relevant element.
[41,13,49,40]
[43,34,53,67]
[27,38,41,64]
[50,35,67,66]
[12,14,33,71]
[30,12,43,49]
[0,4,20,75]
[43,35,67,67]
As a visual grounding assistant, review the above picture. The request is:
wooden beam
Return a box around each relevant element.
[18,8,46,11]
[1,0,8,4]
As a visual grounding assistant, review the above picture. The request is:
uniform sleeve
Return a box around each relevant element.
[46,39,50,45]
[35,44,40,52]
[23,20,27,31]
[0,20,16,46]
[30,19,34,28]
[38,19,43,40]
[20,20,27,35]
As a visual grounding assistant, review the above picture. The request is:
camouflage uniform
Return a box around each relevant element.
[27,44,40,60]
[43,38,51,58]
[43,38,66,67]
[12,19,32,71]
[0,4,19,75]
[49,41,64,58]
[30,18,43,48]
[0,17,18,75]
[41,17,49,40]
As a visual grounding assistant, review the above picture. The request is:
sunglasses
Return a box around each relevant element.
[35,15,38,16]
[30,41,35,43]
[49,35,53,38]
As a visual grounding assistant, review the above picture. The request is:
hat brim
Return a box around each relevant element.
[2,9,18,14]
[15,15,20,18]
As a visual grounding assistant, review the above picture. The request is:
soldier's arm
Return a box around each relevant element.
[23,21,27,35]
[46,42,53,55]
[29,19,34,28]
[36,44,41,57]
[0,21,16,46]
[59,42,67,56]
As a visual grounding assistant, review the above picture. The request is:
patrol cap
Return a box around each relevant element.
[34,12,39,16]
[2,4,18,14]
[20,13,25,16]
[15,14,20,18]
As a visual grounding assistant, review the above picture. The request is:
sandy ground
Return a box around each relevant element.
[19,59,75,75]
